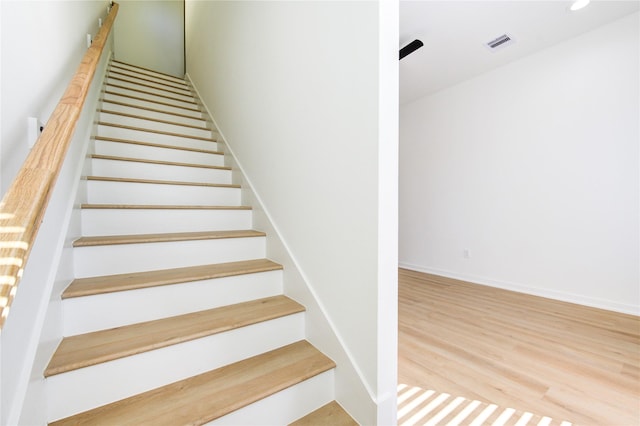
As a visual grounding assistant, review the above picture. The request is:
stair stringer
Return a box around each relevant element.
[6,50,115,426]
[186,74,377,426]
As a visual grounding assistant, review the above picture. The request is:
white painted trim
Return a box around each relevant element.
[399,262,640,316]
[185,73,377,405]
[6,47,115,426]
[376,0,399,424]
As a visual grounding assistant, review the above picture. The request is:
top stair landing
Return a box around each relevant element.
[111,60,188,85]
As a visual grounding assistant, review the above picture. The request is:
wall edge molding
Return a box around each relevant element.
[399,262,640,316]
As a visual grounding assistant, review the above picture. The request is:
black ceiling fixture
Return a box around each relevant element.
[399,39,423,60]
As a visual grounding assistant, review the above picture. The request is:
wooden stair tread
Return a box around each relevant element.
[106,75,194,98]
[50,340,335,426]
[108,69,189,90]
[290,401,359,426]
[45,295,304,377]
[110,64,188,87]
[98,122,217,142]
[111,60,187,83]
[100,109,210,131]
[80,204,249,211]
[103,90,201,113]
[86,176,240,188]
[73,229,264,247]
[94,136,222,155]
[108,69,189,91]
[106,83,197,105]
[91,154,230,170]
[98,100,206,122]
[63,259,283,298]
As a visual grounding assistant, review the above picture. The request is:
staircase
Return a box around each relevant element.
[44,60,357,425]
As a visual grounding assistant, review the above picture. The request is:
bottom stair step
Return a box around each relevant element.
[290,401,359,426]
[50,341,335,426]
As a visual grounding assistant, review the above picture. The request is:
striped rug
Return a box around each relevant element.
[397,384,573,426]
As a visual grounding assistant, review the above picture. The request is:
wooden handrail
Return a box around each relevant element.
[0,3,119,329]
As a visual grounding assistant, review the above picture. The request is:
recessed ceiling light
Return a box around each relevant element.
[570,0,590,11]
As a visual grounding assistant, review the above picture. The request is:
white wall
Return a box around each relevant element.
[185,1,398,423]
[0,0,109,197]
[400,12,639,314]
[114,0,184,77]
[0,1,113,423]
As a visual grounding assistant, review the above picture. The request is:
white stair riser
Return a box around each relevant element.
[106,84,197,110]
[97,125,217,151]
[85,180,241,206]
[47,314,305,422]
[107,74,193,97]
[208,371,335,426]
[110,63,186,85]
[100,101,208,128]
[94,140,224,167]
[102,92,203,119]
[109,69,190,92]
[74,237,265,277]
[80,208,251,236]
[90,158,230,183]
[99,111,212,139]
[63,270,284,335]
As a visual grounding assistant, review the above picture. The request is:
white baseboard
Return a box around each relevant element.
[399,262,640,316]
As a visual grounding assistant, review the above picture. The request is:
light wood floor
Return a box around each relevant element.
[398,269,640,426]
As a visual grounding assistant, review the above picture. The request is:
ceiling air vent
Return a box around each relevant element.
[485,34,514,51]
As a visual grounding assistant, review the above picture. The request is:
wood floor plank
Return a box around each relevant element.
[63,259,282,298]
[289,401,358,426]
[73,230,264,247]
[45,295,304,376]
[398,268,640,426]
[50,341,335,426]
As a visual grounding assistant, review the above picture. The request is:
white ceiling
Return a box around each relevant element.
[400,0,640,104]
